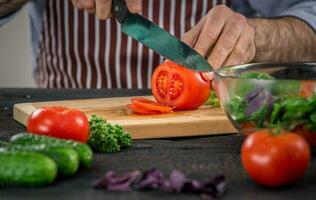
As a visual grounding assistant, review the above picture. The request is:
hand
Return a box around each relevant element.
[182,5,256,73]
[71,0,142,20]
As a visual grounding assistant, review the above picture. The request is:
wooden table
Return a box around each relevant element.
[1,88,316,200]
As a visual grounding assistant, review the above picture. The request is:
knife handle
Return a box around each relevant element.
[112,0,129,23]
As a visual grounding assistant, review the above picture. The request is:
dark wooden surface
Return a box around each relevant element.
[1,88,316,200]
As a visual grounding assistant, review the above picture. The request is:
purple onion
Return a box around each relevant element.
[245,88,275,116]
[133,168,169,190]
[93,170,140,191]
[169,170,187,192]
[93,168,226,199]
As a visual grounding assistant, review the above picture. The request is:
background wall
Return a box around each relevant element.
[0,6,35,87]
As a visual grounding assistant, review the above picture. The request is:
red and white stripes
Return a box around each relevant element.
[36,0,230,89]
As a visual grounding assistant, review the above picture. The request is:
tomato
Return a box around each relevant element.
[241,129,310,187]
[27,107,89,143]
[293,125,316,147]
[300,81,315,97]
[151,61,211,110]
[240,122,256,136]
[127,103,160,115]
[130,98,173,113]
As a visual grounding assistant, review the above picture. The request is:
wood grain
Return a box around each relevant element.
[13,96,237,139]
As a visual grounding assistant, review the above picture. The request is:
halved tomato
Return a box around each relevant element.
[127,103,160,115]
[130,98,173,113]
[151,61,211,110]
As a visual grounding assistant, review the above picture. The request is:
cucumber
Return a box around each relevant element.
[10,133,93,168]
[3,144,79,176]
[0,151,57,187]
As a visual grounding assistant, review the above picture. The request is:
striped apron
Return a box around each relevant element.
[35,0,230,89]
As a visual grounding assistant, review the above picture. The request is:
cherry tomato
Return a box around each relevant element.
[27,107,89,143]
[241,129,310,187]
[151,61,211,110]
[127,103,160,115]
[130,98,173,113]
[300,81,315,97]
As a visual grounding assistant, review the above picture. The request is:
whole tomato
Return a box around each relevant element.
[151,60,211,110]
[27,107,89,143]
[241,129,310,187]
[293,125,316,147]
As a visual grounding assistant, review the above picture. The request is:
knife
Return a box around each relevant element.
[112,0,213,72]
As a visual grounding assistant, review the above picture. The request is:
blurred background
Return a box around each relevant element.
[0,7,35,87]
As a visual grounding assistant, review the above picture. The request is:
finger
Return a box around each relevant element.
[222,26,255,67]
[126,0,142,13]
[181,17,206,47]
[71,0,95,10]
[201,71,215,81]
[96,0,112,20]
[193,5,232,58]
[207,13,247,69]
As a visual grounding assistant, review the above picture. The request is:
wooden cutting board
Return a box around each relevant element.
[13,96,237,139]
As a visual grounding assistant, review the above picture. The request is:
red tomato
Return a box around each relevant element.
[127,103,160,115]
[241,130,310,187]
[130,98,173,113]
[27,107,89,143]
[293,125,316,147]
[300,81,315,97]
[151,61,211,110]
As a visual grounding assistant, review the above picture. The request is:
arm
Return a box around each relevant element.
[0,0,27,17]
[249,17,316,62]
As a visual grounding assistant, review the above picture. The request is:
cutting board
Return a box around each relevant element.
[13,96,237,139]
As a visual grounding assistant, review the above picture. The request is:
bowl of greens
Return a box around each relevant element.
[214,62,316,146]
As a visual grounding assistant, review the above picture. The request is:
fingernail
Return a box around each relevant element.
[201,72,215,81]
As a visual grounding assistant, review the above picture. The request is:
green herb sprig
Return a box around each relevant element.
[88,115,132,153]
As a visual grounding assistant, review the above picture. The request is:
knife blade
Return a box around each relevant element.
[112,0,213,72]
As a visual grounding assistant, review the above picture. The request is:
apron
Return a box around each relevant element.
[35,0,230,89]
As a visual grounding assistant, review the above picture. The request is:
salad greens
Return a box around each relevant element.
[88,115,132,153]
[227,72,316,133]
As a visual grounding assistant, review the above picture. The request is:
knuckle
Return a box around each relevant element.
[213,5,230,14]
[233,13,247,25]
[211,5,231,19]
[205,30,218,42]
[248,26,255,38]
[211,48,227,66]
[249,45,256,61]
[234,45,246,57]
[220,39,234,51]
[210,55,224,68]
[85,0,95,9]
[195,46,208,57]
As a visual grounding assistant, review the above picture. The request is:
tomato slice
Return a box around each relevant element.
[130,98,173,113]
[151,61,211,110]
[127,104,160,115]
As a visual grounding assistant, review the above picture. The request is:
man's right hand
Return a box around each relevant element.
[71,0,142,20]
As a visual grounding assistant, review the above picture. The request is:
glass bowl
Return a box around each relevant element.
[214,62,316,146]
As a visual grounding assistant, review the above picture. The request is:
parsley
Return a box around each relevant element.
[205,90,220,107]
[88,115,132,153]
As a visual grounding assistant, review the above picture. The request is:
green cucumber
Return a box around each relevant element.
[10,133,93,168]
[0,151,57,187]
[3,144,79,176]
